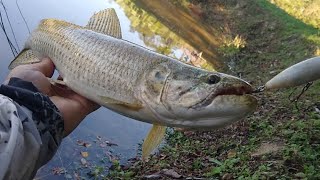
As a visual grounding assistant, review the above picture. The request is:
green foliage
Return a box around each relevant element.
[90,166,104,178]
[205,158,240,177]
[218,35,247,58]
[108,160,135,179]
[270,0,320,29]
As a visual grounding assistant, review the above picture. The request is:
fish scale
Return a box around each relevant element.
[26,19,165,105]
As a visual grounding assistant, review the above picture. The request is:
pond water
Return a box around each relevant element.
[0,0,219,178]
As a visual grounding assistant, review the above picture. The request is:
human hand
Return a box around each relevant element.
[4,58,100,136]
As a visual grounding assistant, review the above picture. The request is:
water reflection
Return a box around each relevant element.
[134,0,224,69]
[0,0,219,178]
[116,0,215,70]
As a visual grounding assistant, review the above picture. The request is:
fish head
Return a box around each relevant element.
[140,62,257,129]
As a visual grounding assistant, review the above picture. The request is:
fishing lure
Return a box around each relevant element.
[265,56,320,90]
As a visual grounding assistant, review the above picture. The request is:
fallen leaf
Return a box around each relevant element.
[81,151,89,158]
[251,142,284,157]
[52,167,66,175]
[222,173,233,180]
[74,173,80,180]
[227,149,237,158]
[99,143,107,148]
[76,140,84,146]
[80,158,87,165]
[76,140,92,147]
[162,169,182,179]
[160,154,167,160]
[105,140,118,146]
[183,131,194,136]
[144,173,162,179]
[105,151,119,162]
[186,177,204,180]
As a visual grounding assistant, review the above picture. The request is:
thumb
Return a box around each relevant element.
[29,58,55,78]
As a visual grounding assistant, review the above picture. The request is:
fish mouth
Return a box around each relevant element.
[191,85,254,109]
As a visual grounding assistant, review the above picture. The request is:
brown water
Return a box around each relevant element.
[0,0,222,178]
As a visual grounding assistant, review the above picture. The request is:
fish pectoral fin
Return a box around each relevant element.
[99,95,143,111]
[86,8,122,39]
[142,124,166,161]
[8,49,41,70]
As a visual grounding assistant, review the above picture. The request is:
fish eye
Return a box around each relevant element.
[207,75,220,84]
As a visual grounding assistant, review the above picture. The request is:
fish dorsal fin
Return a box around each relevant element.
[8,49,41,70]
[142,124,167,161]
[86,8,122,39]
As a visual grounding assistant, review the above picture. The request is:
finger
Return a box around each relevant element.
[29,58,55,78]
[51,85,100,112]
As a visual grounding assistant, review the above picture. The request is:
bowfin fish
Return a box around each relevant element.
[265,56,320,90]
[8,9,257,160]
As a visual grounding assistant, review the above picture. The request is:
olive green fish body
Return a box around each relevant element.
[10,10,258,160]
[12,18,257,129]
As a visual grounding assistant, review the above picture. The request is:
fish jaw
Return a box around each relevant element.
[139,63,258,129]
[174,94,257,129]
[160,84,257,129]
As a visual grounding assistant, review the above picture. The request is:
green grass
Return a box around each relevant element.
[269,0,320,29]
[108,160,135,179]
[258,0,319,34]
[257,0,320,60]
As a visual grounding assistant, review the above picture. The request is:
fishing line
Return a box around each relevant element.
[16,0,30,34]
[0,0,20,52]
[0,11,18,56]
[288,82,313,110]
[0,9,18,56]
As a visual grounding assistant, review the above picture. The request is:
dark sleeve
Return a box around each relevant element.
[0,77,64,180]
